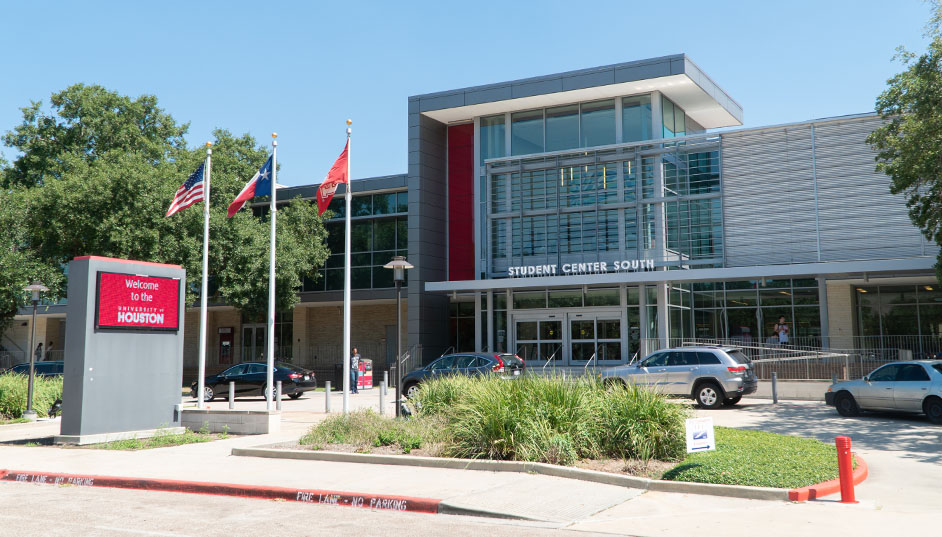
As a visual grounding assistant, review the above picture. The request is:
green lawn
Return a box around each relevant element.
[80,427,228,450]
[661,427,847,489]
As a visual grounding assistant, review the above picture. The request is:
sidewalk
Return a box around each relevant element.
[0,395,939,535]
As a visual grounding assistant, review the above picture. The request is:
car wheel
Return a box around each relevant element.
[923,397,942,424]
[288,392,302,400]
[835,392,860,417]
[202,386,215,402]
[404,383,420,399]
[722,395,743,406]
[695,382,723,409]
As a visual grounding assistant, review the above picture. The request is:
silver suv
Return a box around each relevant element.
[599,346,758,408]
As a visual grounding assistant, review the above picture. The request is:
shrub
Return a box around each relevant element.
[427,374,687,464]
[301,409,445,453]
[0,373,64,419]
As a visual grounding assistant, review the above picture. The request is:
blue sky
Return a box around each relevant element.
[0,1,931,186]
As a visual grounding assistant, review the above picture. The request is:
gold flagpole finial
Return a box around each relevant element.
[206,141,212,147]
[272,132,278,139]
[346,119,352,126]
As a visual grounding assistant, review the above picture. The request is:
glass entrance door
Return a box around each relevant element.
[242,324,267,362]
[515,318,563,363]
[568,314,623,364]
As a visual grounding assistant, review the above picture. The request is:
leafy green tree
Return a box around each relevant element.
[0,86,329,329]
[868,3,942,279]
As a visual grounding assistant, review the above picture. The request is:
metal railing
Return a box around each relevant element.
[0,351,26,370]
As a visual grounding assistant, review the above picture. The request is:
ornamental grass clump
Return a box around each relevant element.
[0,373,63,419]
[416,374,687,464]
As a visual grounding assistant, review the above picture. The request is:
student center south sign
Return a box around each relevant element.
[4,54,940,377]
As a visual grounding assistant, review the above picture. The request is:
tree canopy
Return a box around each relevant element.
[868,3,942,279]
[0,84,329,329]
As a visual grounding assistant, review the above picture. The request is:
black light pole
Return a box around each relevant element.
[23,281,48,422]
[384,256,413,417]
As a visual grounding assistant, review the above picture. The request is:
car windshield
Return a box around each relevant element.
[934,364,942,375]
[498,354,523,367]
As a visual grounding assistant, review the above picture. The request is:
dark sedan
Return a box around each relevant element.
[2,361,64,377]
[190,362,317,402]
[401,352,525,398]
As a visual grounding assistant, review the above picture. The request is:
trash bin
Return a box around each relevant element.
[332,363,344,390]
[358,359,373,390]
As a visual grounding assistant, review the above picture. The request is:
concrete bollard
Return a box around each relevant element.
[229,381,235,410]
[383,371,389,396]
[771,372,779,404]
[379,381,386,416]
[325,381,331,413]
[835,436,858,503]
[276,380,282,411]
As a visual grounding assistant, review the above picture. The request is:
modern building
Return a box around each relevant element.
[3,54,938,379]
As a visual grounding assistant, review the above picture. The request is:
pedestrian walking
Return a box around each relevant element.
[45,341,54,361]
[34,342,43,362]
[350,347,360,394]
[774,316,790,346]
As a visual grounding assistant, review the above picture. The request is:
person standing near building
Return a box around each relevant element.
[774,316,790,346]
[350,347,360,395]
[45,341,54,361]
[34,342,43,362]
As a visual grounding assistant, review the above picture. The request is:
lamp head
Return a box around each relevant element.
[383,256,413,282]
[24,281,48,303]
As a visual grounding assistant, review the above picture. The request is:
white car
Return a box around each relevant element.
[825,360,942,424]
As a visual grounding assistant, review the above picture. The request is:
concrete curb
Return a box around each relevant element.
[232,447,791,502]
[0,468,442,514]
[787,453,869,501]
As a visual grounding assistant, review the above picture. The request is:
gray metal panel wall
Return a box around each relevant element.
[61,257,186,436]
[407,112,450,360]
[720,116,935,268]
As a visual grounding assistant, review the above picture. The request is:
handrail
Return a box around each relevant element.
[439,346,455,358]
[541,348,561,371]
[583,352,597,373]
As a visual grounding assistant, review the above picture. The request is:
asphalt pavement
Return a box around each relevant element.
[0,392,940,536]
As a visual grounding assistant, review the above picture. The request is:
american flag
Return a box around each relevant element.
[166,162,205,217]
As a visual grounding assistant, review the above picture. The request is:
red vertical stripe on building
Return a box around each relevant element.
[448,124,474,281]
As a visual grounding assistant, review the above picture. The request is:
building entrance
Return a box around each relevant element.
[241,323,267,362]
[512,309,625,366]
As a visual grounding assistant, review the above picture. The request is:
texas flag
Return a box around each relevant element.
[316,140,349,216]
[227,156,274,218]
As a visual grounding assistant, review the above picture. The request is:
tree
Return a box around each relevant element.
[868,3,942,280]
[0,86,329,329]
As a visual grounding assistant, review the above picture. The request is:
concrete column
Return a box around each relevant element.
[657,283,670,349]
[474,292,482,352]
[293,306,309,366]
[817,277,830,348]
[486,291,494,352]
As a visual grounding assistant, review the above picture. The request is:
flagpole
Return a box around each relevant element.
[197,142,211,410]
[267,133,278,410]
[342,120,352,414]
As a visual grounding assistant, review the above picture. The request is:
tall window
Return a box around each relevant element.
[662,96,686,138]
[623,95,652,142]
[545,105,579,152]
[581,99,615,147]
[480,114,505,165]
[511,110,544,155]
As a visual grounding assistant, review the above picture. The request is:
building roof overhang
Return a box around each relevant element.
[410,54,743,129]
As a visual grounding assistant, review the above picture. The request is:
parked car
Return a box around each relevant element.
[1,361,64,377]
[598,346,758,408]
[190,362,317,402]
[401,352,525,398]
[825,360,942,424]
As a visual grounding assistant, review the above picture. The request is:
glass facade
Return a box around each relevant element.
[303,191,408,291]
[662,96,686,138]
[486,140,722,278]
[854,284,942,355]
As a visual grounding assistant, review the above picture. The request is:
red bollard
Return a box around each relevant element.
[835,436,858,504]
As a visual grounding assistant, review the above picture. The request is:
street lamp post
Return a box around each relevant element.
[383,256,413,418]
[23,281,49,422]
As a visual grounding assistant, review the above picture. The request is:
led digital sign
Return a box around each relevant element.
[95,271,181,331]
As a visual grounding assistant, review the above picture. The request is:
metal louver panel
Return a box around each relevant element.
[720,116,935,268]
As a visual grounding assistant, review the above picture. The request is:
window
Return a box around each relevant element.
[623,95,652,142]
[668,351,697,366]
[545,104,579,152]
[697,352,721,365]
[869,364,900,382]
[642,352,669,367]
[511,110,544,155]
[480,114,506,165]
[662,96,686,138]
[581,99,615,147]
[898,364,930,382]
[431,355,457,371]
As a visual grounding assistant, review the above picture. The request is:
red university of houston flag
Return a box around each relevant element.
[316,140,349,216]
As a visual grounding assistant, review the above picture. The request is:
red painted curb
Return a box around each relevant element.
[787,453,868,502]
[0,469,441,514]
